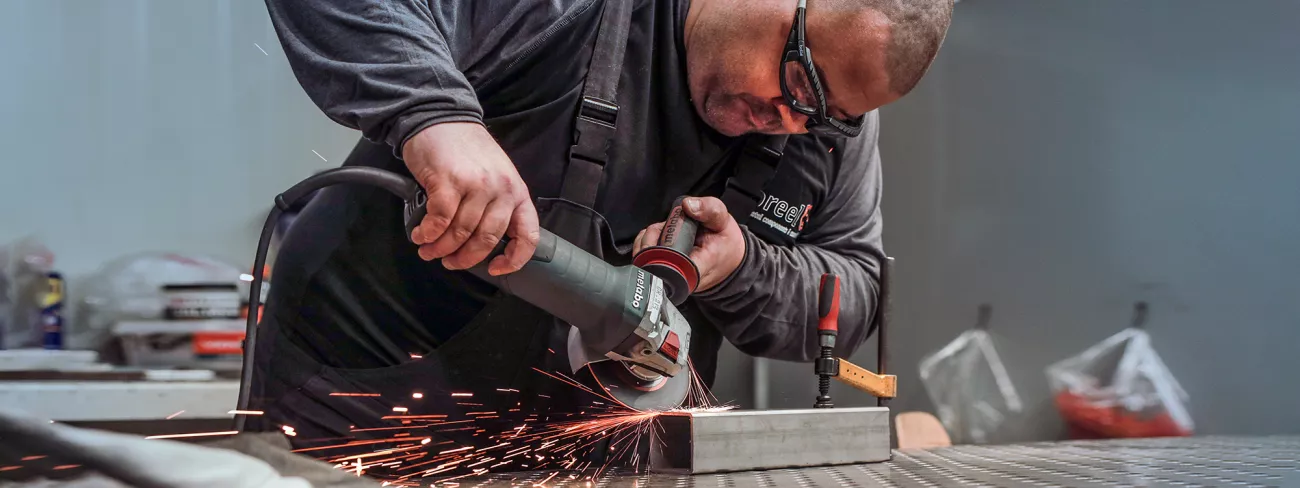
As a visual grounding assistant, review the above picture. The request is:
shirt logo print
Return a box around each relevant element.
[749,193,813,239]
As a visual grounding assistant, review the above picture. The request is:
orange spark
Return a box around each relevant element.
[412,392,424,399]
[228,409,264,415]
[475,442,509,452]
[329,392,381,397]
[291,436,417,453]
[380,414,448,420]
[450,392,473,397]
[535,471,559,486]
[52,464,80,470]
[392,406,408,413]
[20,456,45,461]
[165,410,185,419]
[431,469,486,484]
[350,425,427,433]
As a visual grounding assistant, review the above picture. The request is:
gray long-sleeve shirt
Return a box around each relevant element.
[262,0,884,381]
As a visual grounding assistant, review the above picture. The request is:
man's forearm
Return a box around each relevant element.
[693,228,883,362]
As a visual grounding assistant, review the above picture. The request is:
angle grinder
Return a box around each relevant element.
[235,167,696,427]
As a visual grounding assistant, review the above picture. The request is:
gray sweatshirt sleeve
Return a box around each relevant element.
[263,0,483,150]
[692,112,886,363]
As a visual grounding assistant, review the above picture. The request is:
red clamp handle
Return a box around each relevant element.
[818,273,840,334]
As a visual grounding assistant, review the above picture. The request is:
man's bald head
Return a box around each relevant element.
[862,0,952,96]
[684,0,952,136]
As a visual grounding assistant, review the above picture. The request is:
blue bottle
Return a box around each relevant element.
[40,272,64,350]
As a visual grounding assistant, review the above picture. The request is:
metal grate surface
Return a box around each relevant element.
[444,436,1300,487]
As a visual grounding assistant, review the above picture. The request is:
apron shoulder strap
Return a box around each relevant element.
[720,135,789,219]
[560,0,634,208]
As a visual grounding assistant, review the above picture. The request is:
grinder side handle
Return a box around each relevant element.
[632,196,702,305]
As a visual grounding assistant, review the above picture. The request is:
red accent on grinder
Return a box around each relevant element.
[659,330,681,364]
[633,251,699,293]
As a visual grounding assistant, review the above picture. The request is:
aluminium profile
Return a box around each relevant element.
[649,407,892,474]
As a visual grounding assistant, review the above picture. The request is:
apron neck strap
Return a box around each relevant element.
[720,135,789,218]
[560,0,634,208]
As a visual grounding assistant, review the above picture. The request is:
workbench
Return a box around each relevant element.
[439,436,1300,487]
[0,379,238,436]
[0,380,238,422]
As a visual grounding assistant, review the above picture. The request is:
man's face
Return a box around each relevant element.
[686,3,899,137]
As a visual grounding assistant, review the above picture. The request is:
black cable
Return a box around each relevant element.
[233,167,426,431]
[233,207,279,432]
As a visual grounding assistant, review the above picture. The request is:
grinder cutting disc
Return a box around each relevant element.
[567,328,691,411]
[578,360,691,411]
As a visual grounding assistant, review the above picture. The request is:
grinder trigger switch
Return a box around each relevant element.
[633,196,702,306]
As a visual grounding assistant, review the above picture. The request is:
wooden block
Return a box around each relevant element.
[835,359,897,398]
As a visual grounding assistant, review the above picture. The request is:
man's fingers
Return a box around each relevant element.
[640,222,664,252]
[489,199,540,275]
[425,193,490,267]
[682,197,732,232]
[413,187,459,247]
[633,229,648,254]
[444,198,511,270]
[688,231,723,264]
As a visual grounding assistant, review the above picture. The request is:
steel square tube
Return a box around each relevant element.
[649,407,892,474]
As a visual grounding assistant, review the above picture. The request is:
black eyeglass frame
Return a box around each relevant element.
[779,0,867,137]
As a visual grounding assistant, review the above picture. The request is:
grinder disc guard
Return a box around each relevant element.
[567,327,690,411]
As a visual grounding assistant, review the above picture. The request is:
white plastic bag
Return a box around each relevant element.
[1046,307,1193,438]
[918,309,1022,444]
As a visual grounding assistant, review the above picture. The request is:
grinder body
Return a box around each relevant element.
[403,197,692,391]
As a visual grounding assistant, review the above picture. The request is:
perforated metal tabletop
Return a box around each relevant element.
[443,436,1300,487]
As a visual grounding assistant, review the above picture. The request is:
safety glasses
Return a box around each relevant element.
[779,0,866,137]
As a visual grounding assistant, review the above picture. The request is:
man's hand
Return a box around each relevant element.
[403,122,540,276]
[633,197,745,293]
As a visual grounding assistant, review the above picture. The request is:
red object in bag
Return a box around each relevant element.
[1046,311,1194,440]
[1055,391,1191,439]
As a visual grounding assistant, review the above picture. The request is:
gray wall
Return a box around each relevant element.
[0,1,353,290]
[715,0,1300,441]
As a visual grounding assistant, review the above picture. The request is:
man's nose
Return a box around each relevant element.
[776,104,808,134]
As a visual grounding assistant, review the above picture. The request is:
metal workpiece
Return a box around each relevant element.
[649,407,893,474]
[442,436,1300,487]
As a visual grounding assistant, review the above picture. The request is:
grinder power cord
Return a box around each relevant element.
[234,167,694,431]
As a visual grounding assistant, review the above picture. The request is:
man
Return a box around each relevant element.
[249,0,951,468]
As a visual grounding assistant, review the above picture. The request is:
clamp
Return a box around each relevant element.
[812,261,897,408]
